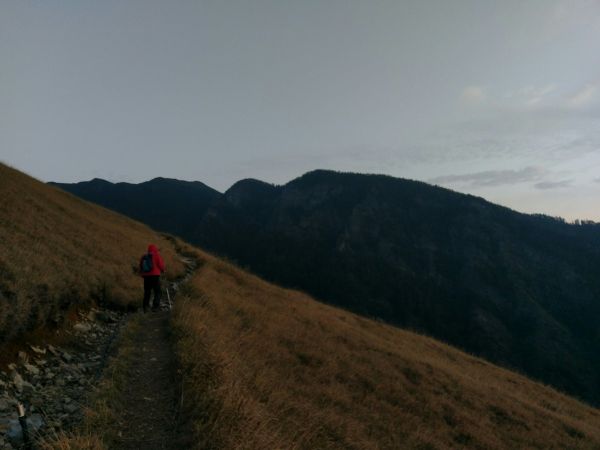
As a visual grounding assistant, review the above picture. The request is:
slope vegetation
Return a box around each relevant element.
[0,163,185,344]
[4,164,600,449]
[55,170,600,405]
[174,252,600,449]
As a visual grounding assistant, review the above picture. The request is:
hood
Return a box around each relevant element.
[147,244,158,253]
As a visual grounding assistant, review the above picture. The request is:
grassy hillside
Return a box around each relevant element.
[0,163,185,343]
[174,252,600,449]
[5,163,600,449]
[54,170,600,406]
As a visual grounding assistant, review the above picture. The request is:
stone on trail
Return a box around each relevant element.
[73,322,92,333]
[23,364,39,376]
[17,352,28,364]
[4,414,44,447]
[4,419,21,446]
[29,345,46,355]
[10,372,23,392]
[0,417,9,434]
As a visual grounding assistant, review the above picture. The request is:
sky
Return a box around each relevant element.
[1,1,600,221]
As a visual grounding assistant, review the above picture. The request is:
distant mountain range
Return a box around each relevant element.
[51,170,600,405]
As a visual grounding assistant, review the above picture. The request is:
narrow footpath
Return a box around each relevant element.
[111,310,180,450]
[111,257,197,450]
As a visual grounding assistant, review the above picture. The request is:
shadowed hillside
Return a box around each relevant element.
[0,163,185,344]
[54,170,600,406]
[49,177,220,239]
[3,163,600,449]
[172,251,600,449]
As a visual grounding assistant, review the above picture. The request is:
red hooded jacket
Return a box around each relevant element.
[140,244,165,277]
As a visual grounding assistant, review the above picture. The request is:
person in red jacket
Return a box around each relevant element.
[139,244,166,312]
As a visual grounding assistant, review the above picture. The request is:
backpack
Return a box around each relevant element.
[140,253,154,273]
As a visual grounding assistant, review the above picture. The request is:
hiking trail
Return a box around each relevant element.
[111,256,197,450]
[111,311,178,449]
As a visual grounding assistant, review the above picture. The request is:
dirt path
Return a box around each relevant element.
[111,310,181,450]
[111,256,197,450]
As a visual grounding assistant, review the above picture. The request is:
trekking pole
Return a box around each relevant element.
[166,285,172,310]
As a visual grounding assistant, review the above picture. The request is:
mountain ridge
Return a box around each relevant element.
[2,162,597,448]
[51,169,600,406]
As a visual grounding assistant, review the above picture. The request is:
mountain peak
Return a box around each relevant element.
[226,178,277,194]
[88,177,112,184]
[225,178,280,210]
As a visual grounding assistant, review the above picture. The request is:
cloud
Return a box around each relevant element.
[534,179,573,190]
[429,166,544,187]
[520,84,557,106]
[568,84,598,108]
[460,86,486,105]
[463,80,600,112]
[460,83,559,110]
[594,177,600,183]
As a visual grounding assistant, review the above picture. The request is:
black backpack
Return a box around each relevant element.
[140,253,154,273]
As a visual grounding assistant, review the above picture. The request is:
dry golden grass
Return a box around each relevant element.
[0,162,185,343]
[5,162,600,449]
[173,252,600,450]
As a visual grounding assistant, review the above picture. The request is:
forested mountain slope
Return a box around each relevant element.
[50,177,220,239]
[5,164,594,449]
[53,170,600,405]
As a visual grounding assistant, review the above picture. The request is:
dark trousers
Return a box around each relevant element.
[143,276,162,311]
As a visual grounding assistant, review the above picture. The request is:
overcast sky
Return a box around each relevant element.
[2,1,600,220]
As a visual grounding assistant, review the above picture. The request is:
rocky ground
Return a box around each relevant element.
[0,256,196,450]
[0,307,125,449]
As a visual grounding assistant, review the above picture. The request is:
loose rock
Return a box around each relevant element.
[73,323,92,333]
[29,346,46,355]
[23,364,39,376]
[10,373,23,393]
[0,306,125,446]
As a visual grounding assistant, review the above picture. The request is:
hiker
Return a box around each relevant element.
[139,244,165,312]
